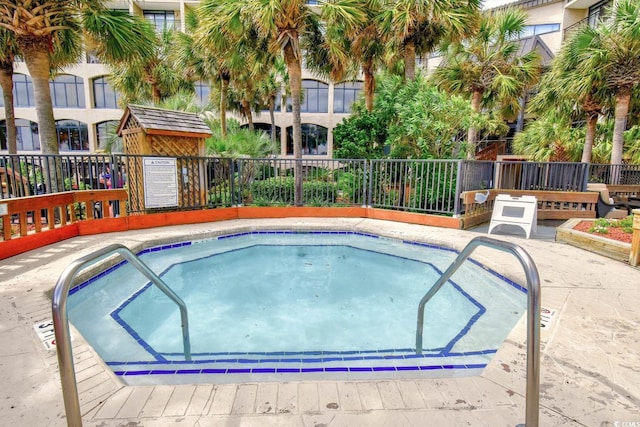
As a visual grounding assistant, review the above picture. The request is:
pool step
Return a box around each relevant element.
[106,349,495,385]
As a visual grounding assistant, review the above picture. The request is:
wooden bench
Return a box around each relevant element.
[460,189,598,229]
[605,184,640,202]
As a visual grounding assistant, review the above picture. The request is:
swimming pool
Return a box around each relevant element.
[68,231,527,385]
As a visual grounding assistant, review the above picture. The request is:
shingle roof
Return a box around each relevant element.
[118,104,212,137]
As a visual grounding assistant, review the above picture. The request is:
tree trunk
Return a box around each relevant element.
[269,94,276,144]
[610,89,630,184]
[18,37,58,156]
[466,90,483,160]
[404,40,416,81]
[241,99,254,131]
[220,71,230,137]
[0,62,17,153]
[283,42,303,206]
[152,84,162,104]
[18,36,63,193]
[363,60,375,112]
[581,111,598,164]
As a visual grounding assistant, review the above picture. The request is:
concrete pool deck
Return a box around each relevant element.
[1,217,639,426]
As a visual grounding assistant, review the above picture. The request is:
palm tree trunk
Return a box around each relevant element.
[152,84,162,104]
[0,62,17,153]
[581,112,598,164]
[466,90,483,159]
[220,71,230,137]
[283,42,303,206]
[19,38,57,155]
[269,94,276,144]
[404,40,416,81]
[241,99,254,131]
[18,37,62,192]
[363,60,375,112]
[610,90,630,184]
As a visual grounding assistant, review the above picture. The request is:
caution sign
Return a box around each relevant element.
[540,307,556,329]
[33,320,73,350]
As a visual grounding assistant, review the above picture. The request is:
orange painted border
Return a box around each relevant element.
[1,207,461,260]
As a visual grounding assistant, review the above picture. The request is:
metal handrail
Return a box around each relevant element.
[415,236,540,427]
[52,244,191,427]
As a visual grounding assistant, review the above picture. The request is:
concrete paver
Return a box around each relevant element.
[1,217,639,426]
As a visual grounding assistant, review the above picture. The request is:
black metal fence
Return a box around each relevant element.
[1,154,638,217]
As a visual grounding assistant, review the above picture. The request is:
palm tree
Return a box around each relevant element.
[0,3,156,160]
[194,5,253,139]
[574,0,640,176]
[379,0,480,81]
[255,57,288,143]
[432,8,541,158]
[512,112,584,161]
[321,0,384,112]
[110,28,188,105]
[0,28,19,153]
[527,29,609,164]
[198,0,326,206]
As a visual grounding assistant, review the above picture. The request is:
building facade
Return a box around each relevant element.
[0,0,612,157]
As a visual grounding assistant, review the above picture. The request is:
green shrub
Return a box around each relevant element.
[250,177,337,206]
[334,170,364,204]
[209,183,235,207]
[589,216,633,234]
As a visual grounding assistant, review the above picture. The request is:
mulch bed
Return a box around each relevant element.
[573,220,633,244]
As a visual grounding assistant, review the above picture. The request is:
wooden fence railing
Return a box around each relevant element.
[1,190,128,241]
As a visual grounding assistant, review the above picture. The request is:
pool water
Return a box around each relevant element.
[68,231,527,384]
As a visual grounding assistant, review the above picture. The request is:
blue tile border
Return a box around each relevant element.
[105,348,497,367]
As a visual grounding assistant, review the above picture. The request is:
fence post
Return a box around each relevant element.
[361,159,368,208]
[229,159,237,206]
[582,163,591,191]
[453,160,463,216]
[630,209,640,267]
[367,160,374,208]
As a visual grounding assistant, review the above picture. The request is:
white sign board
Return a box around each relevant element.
[488,194,538,239]
[143,157,179,208]
[0,203,7,216]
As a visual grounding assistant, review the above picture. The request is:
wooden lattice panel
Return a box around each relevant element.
[125,116,140,131]
[123,132,142,155]
[126,156,144,213]
[122,131,145,213]
[150,135,199,157]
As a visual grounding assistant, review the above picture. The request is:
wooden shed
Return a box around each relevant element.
[117,105,212,213]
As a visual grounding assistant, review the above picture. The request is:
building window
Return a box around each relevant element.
[286,124,328,155]
[521,23,561,38]
[0,119,41,151]
[144,10,176,31]
[589,0,612,27]
[333,81,363,113]
[96,121,120,151]
[195,81,211,106]
[93,76,120,108]
[244,123,282,143]
[0,73,35,108]
[56,120,89,151]
[301,80,329,113]
[50,75,85,108]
